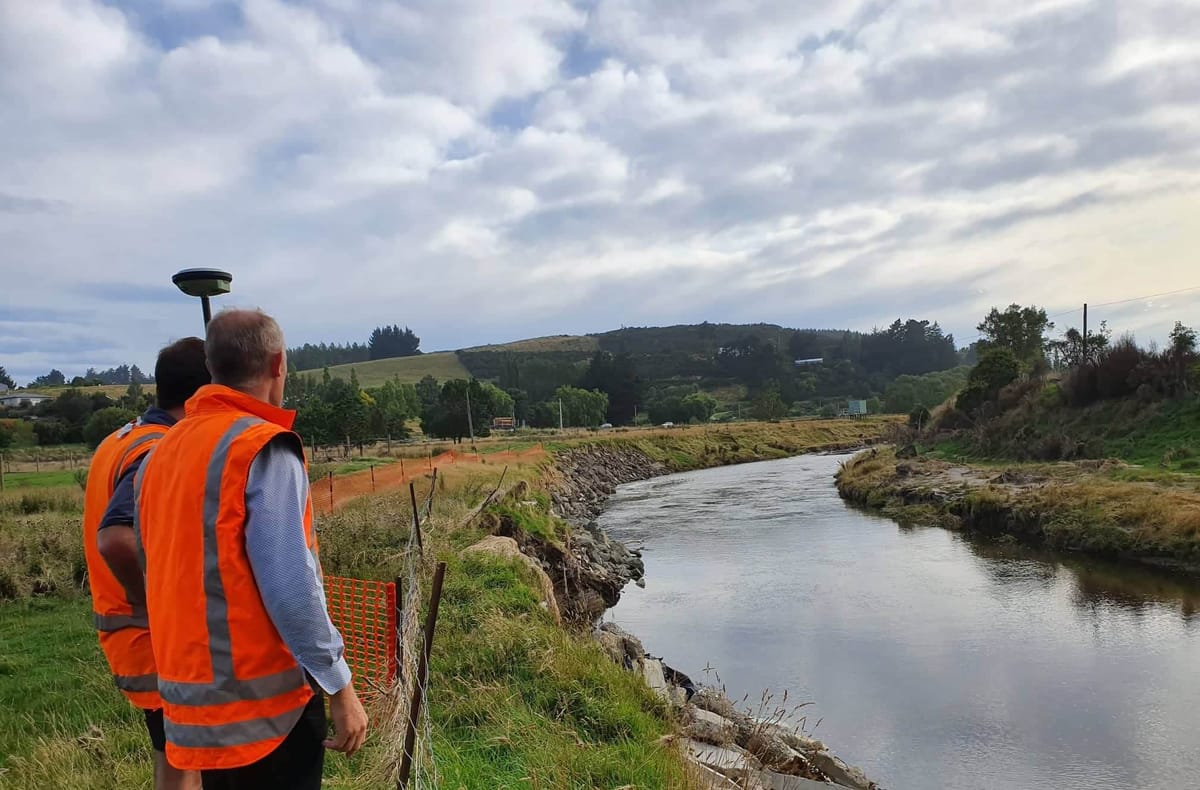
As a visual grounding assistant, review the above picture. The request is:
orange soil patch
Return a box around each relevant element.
[313,446,546,514]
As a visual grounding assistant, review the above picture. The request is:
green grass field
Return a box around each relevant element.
[301,352,470,388]
[3,470,81,488]
[25,384,156,399]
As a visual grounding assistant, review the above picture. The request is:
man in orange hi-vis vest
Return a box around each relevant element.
[85,337,210,790]
[135,309,368,788]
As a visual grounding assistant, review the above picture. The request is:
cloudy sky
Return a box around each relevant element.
[2,0,1199,383]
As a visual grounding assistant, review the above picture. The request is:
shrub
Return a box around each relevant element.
[996,378,1042,413]
[971,348,1020,392]
[955,382,989,415]
[82,407,137,449]
[31,419,68,446]
[933,406,973,431]
[957,348,1021,415]
[1094,336,1144,400]
[1038,382,1065,408]
[908,406,931,429]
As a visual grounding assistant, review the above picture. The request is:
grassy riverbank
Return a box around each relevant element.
[0,418,892,787]
[837,447,1200,571]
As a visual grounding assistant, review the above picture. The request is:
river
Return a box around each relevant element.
[599,453,1200,790]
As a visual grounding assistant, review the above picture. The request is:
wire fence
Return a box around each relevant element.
[311,446,542,515]
[322,489,443,788]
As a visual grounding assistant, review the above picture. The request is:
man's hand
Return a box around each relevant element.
[324,682,368,757]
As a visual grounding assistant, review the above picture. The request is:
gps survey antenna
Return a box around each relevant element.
[172,268,232,327]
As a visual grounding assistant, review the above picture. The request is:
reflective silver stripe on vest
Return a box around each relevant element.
[93,609,148,631]
[132,451,153,573]
[114,672,159,693]
[164,701,309,749]
[112,431,166,490]
[154,417,306,715]
[159,667,305,707]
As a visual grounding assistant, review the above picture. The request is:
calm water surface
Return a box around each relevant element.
[599,453,1200,790]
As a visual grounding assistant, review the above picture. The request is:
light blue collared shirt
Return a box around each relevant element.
[245,437,351,695]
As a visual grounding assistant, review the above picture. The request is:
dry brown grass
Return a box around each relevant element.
[839,446,1200,566]
[0,488,85,599]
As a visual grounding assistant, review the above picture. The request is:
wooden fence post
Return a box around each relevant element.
[328,471,334,511]
[424,468,438,519]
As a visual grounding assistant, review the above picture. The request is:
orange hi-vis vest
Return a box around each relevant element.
[135,385,317,771]
[83,418,168,709]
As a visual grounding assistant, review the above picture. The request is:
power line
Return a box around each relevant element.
[1044,285,1200,322]
[958,285,1200,345]
[1085,284,1200,310]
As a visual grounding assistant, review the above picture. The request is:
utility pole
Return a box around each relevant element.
[1082,302,1089,365]
[558,398,564,431]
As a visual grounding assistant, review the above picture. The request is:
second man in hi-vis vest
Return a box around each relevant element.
[85,337,211,790]
[136,308,368,789]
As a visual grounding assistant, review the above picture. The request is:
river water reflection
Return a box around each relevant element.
[599,453,1200,790]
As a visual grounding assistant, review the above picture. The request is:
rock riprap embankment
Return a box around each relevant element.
[595,623,878,790]
[548,444,669,524]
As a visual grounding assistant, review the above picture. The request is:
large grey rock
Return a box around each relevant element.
[758,770,835,790]
[687,707,737,746]
[807,750,875,790]
[683,738,760,773]
[594,622,644,669]
[692,687,740,720]
[771,724,826,755]
[690,762,747,790]
[641,657,669,700]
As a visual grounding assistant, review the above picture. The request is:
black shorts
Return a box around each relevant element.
[143,708,167,752]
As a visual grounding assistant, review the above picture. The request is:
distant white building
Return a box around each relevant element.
[0,393,51,408]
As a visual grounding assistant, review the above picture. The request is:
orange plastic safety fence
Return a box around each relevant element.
[324,575,397,698]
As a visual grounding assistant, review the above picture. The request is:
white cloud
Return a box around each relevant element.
[1,0,1199,382]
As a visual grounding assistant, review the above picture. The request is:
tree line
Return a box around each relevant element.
[9,363,154,389]
[0,381,152,448]
[286,324,422,371]
[283,366,613,447]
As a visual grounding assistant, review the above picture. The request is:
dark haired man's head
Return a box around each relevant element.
[155,337,211,413]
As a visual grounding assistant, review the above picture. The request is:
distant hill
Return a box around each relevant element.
[461,335,600,354]
[307,352,470,388]
[27,383,157,399]
[296,321,962,413]
[297,324,862,391]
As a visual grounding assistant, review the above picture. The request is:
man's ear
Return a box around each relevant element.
[271,351,286,379]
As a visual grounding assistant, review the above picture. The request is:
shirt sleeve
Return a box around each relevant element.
[99,456,144,529]
[244,436,352,695]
